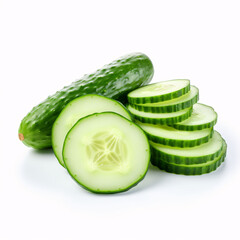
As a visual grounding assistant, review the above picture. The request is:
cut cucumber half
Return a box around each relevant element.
[128,79,190,104]
[62,112,150,194]
[150,131,224,165]
[137,121,213,148]
[52,94,132,167]
[127,104,192,125]
[151,140,226,175]
[130,86,199,113]
[170,103,218,130]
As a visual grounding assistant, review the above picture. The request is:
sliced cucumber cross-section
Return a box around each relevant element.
[170,103,218,130]
[137,121,213,148]
[150,131,224,165]
[63,112,150,193]
[52,94,131,167]
[151,140,226,175]
[127,104,192,125]
[130,86,199,113]
[128,79,190,104]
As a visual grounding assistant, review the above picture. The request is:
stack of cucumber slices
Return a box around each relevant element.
[127,79,227,175]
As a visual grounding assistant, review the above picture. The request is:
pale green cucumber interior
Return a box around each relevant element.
[128,79,190,98]
[63,112,150,193]
[52,95,131,167]
[127,104,192,119]
[136,86,198,107]
[151,131,223,157]
[174,103,217,126]
[137,121,212,141]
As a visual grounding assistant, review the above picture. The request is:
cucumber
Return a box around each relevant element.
[52,94,132,167]
[170,103,218,130]
[130,86,199,113]
[136,121,213,148]
[63,112,150,193]
[127,104,192,125]
[128,79,190,104]
[151,140,226,175]
[18,52,154,149]
[150,131,224,165]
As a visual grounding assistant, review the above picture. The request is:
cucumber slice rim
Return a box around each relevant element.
[128,79,190,104]
[151,140,226,175]
[137,121,214,148]
[150,131,224,165]
[170,103,218,131]
[62,111,150,194]
[127,104,193,125]
[52,94,132,168]
[130,85,199,113]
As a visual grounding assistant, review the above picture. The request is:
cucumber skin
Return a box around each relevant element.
[129,86,199,113]
[146,128,213,148]
[18,52,154,149]
[127,106,193,125]
[128,79,190,104]
[150,131,224,165]
[151,141,226,175]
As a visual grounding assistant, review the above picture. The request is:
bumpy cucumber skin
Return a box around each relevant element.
[151,141,226,175]
[129,86,199,113]
[128,79,190,104]
[63,112,150,194]
[127,106,193,125]
[146,128,213,148]
[18,53,154,149]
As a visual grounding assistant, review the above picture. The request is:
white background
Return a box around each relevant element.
[1,0,240,239]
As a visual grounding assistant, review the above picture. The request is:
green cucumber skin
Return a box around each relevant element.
[63,112,151,194]
[170,118,217,131]
[19,52,154,149]
[169,103,218,131]
[150,133,224,165]
[151,142,226,175]
[129,88,199,113]
[128,106,193,125]
[146,128,213,148]
[128,80,190,104]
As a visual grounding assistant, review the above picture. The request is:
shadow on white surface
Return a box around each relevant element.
[19,149,167,197]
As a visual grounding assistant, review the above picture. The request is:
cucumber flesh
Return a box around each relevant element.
[170,103,218,130]
[130,86,199,113]
[128,79,190,104]
[137,121,213,148]
[150,131,223,165]
[127,104,192,125]
[151,140,226,175]
[63,112,150,193]
[52,95,132,167]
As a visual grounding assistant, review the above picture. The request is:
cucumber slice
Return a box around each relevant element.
[128,79,190,104]
[130,86,199,113]
[62,112,150,193]
[150,131,223,165]
[170,103,218,130]
[152,142,226,175]
[52,95,132,167]
[137,121,213,148]
[127,104,192,125]
[151,140,226,175]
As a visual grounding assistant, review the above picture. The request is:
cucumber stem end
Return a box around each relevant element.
[19,133,24,141]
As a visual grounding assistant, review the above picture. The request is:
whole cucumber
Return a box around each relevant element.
[18,52,154,149]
